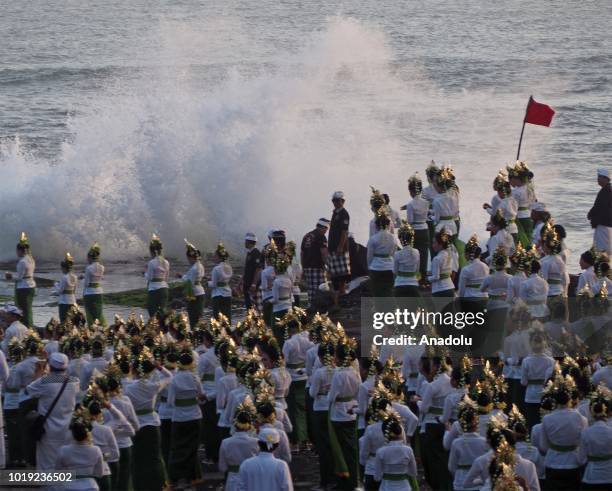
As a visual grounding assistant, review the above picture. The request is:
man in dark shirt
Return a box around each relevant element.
[243,232,262,309]
[328,191,351,300]
[301,218,329,303]
[587,168,612,255]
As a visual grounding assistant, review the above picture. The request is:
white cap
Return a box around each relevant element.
[597,168,610,179]
[332,191,345,200]
[317,218,331,228]
[244,232,257,242]
[531,202,548,212]
[49,352,69,370]
[3,305,23,316]
[258,428,280,449]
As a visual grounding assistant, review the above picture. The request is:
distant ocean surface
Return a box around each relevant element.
[1,0,610,271]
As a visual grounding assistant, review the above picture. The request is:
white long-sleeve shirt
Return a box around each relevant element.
[198,348,220,400]
[507,271,527,304]
[260,266,275,301]
[54,443,105,489]
[491,196,519,234]
[239,452,294,491]
[83,261,104,295]
[219,431,259,491]
[367,230,397,271]
[271,274,293,313]
[92,421,120,475]
[167,369,203,422]
[209,261,233,298]
[145,256,170,291]
[308,366,333,411]
[182,261,205,297]
[430,249,454,294]
[519,274,550,319]
[419,372,452,430]
[327,366,360,422]
[458,259,489,298]
[374,441,417,487]
[521,353,555,403]
[393,247,420,287]
[540,254,569,297]
[578,420,612,484]
[512,184,537,218]
[486,230,515,266]
[432,193,459,235]
[541,407,588,469]
[405,196,429,230]
[124,368,172,427]
[462,450,540,491]
[448,432,489,490]
[55,272,78,305]
[103,398,138,449]
[15,255,36,289]
[282,333,313,382]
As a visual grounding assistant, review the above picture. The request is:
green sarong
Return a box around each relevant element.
[200,399,220,462]
[313,410,334,486]
[168,419,203,484]
[84,294,105,326]
[5,408,22,465]
[15,287,35,328]
[96,475,111,491]
[369,269,394,298]
[329,419,359,490]
[58,303,75,324]
[147,288,169,319]
[287,380,308,444]
[453,236,467,269]
[413,229,430,282]
[211,295,231,324]
[132,425,167,491]
[421,423,451,491]
[115,446,132,491]
[393,285,421,298]
[160,418,172,467]
[187,295,204,328]
[517,217,533,248]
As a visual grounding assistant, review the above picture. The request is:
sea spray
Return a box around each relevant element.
[0,16,554,261]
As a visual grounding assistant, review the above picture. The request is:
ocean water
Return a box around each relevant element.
[1,0,610,271]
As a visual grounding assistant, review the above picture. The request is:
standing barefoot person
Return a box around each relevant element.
[209,242,233,323]
[83,243,105,326]
[13,233,36,328]
[145,234,170,320]
[182,239,205,327]
[55,253,78,323]
[587,168,612,256]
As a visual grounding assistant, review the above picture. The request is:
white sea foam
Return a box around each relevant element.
[0,16,554,261]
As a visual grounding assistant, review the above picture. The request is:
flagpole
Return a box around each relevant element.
[516,95,533,160]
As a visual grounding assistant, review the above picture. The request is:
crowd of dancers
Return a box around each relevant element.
[0,160,610,491]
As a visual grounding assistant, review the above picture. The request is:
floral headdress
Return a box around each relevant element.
[408,172,423,195]
[397,220,415,247]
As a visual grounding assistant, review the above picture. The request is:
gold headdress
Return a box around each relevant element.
[149,233,163,253]
[465,234,480,259]
[458,396,479,432]
[425,160,440,181]
[435,165,455,191]
[408,172,423,194]
[541,221,561,254]
[88,242,101,259]
[492,244,508,271]
[370,186,386,212]
[490,208,508,230]
[17,232,31,251]
[397,220,415,247]
[184,238,200,258]
[493,169,508,191]
[589,384,611,419]
[234,399,257,431]
[506,160,531,180]
[62,252,74,269]
[215,241,229,261]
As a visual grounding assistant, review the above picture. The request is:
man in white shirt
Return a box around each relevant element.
[239,428,294,491]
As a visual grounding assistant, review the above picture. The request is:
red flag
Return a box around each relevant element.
[524,97,555,127]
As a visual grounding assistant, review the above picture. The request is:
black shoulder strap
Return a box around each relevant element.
[42,376,70,424]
